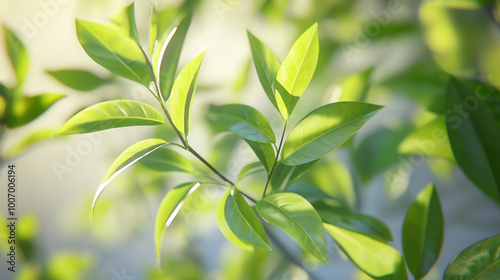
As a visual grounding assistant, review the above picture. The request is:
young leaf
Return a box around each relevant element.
[47,69,111,91]
[217,189,254,251]
[155,182,201,263]
[75,19,152,86]
[446,77,500,203]
[402,183,444,280]
[444,234,500,279]
[109,2,140,44]
[244,140,275,174]
[256,192,328,264]
[325,224,408,280]
[210,104,276,143]
[58,99,165,135]
[158,13,192,100]
[269,161,318,193]
[169,51,205,136]
[91,138,167,218]
[225,188,271,250]
[5,93,65,128]
[282,102,382,165]
[139,147,193,173]
[247,31,280,110]
[275,23,319,120]
[3,25,29,86]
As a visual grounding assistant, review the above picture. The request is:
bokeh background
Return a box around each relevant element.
[1,0,500,279]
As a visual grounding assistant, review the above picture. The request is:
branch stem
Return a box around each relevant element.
[262,123,287,198]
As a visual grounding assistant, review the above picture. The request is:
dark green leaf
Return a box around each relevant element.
[270,161,318,193]
[244,140,275,174]
[282,102,382,165]
[139,147,193,173]
[155,182,201,262]
[109,2,140,44]
[169,51,205,136]
[445,78,500,203]
[257,192,328,264]
[47,69,111,91]
[217,189,254,251]
[75,19,151,85]
[275,23,319,120]
[403,183,444,279]
[210,104,276,143]
[444,234,500,279]
[5,93,65,128]
[58,99,165,134]
[325,224,408,280]
[225,188,271,250]
[3,25,28,86]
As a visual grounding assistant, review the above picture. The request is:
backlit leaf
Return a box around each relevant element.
[47,69,111,91]
[5,93,65,128]
[139,147,193,173]
[244,140,275,174]
[217,189,254,251]
[109,2,140,44]
[3,25,28,86]
[270,161,318,193]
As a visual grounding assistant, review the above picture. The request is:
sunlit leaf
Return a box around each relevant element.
[3,25,29,86]
[217,189,254,251]
[109,2,140,44]
[158,13,192,100]
[270,161,318,193]
[225,188,271,250]
[75,19,151,85]
[257,192,328,264]
[58,99,165,135]
[91,139,167,218]
[47,69,111,91]
[446,78,500,203]
[325,224,408,280]
[337,68,373,102]
[5,93,65,128]
[155,182,201,262]
[169,51,205,136]
[248,31,280,110]
[444,234,500,279]
[275,23,319,120]
[210,104,276,143]
[237,162,265,182]
[282,102,382,165]
[44,252,94,280]
[244,140,275,174]
[4,129,56,158]
[403,183,444,279]
[139,147,193,173]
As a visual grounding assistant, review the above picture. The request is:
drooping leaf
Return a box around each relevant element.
[237,162,265,182]
[325,224,408,280]
[75,19,152,85]
[337,68,373,102]
[257,192,328,264]
[209,104,276,143]
[58,99,165,135]
[247,31,280,110]
[445,77,500,203]
[5,93,65,128]
[244,140,275,174]
[270,160,318,193]
[158,13,192,100]
[91,139,167,218]
[444,234,500,279]
[109,2,140,44]
[3,25,29,86]
[4,129,56,158]
[155,182,201,262]
[139,147,193,173]
[402,183,444,280]
[282,102,382,165]
[429,0,494,9]
[225,188,271,250]
[47,69,111,91]
[217,189,254,251]
[169,51,205,136]
[275,23,319,120]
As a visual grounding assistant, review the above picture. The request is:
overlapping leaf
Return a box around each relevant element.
[270,161,318,193]
[244,140,275,174]
[217,189,254,251]
[109,2,140,44]
[139,148,193,173]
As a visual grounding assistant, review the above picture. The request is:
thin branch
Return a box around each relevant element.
[262,123,287,198]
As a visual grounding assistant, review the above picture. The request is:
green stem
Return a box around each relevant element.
[262,123,287,198]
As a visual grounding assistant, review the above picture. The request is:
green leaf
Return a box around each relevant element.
[109,2,140,44]
[209,104,276,143]
[5,93,65,128]
[158,13,192,100]
[282,102,382,165]
[169,51,205,136]
[139,147,193,173]
[58,99,165,135]
[325,224,408,280]
[257,192,328,264]
[398,116,455,161]
[217,189,254,251]
[3,25,29,86]
[430,0,494,9]
[237,162,265,182]
[4,129,56,158]
[232,60,251,93]
[247,31,280,111]
[225,188,271,250]
[269,160,318,193]
[75,19,151,86]
[402,183,444,280]
[444,234,500,279]
[275,23,319,120]
[47,69,111,91]
[155,182,201,262]
[91,138,167,218]
[244,140,275,174]
[317,207,393,242]
[445,78,500,203]
[287,183,337,204]
[337,68,373,102]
